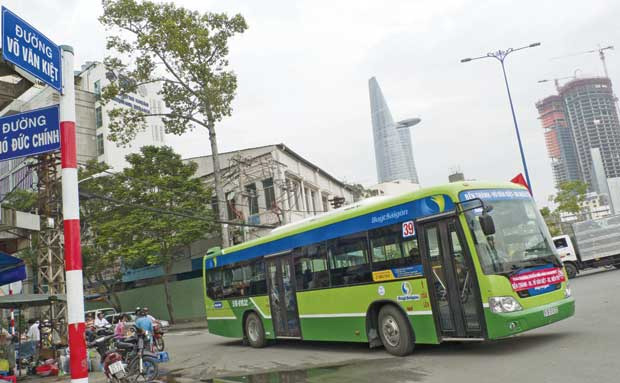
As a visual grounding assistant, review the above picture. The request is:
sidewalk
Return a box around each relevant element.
[16,372,107,382]
[168,319,208,332]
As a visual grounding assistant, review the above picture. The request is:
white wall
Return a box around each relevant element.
[79,62,165,171]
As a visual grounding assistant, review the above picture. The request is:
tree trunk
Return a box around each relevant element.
[97,273,122,312]
[163,263,175,324]
[206,120,230,248]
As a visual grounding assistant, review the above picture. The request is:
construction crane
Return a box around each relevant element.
[551,45,614,78]
[538,71,580,92]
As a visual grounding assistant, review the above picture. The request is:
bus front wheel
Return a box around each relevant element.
[564,262,578,279]
[378,305,414,356]
[245,312,267,348]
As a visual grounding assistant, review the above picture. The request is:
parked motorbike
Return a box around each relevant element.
[152,322,165,352]
[88,329,159,383]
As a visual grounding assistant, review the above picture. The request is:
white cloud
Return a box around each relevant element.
[4,0,620,208]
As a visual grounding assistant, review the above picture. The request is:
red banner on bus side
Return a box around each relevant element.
[510,267,566,292]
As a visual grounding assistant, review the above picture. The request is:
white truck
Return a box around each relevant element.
[552,214,620,278]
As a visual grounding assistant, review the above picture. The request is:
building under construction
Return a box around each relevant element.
[536,77,620,191]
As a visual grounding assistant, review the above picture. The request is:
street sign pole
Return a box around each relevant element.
[59,45,88,383]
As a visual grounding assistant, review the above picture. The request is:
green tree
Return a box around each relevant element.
[94,146,215,322]
[99,0,247,247]
[553,181,588,219]
[2,189,38,212]
[79,160,125,311]
[540,206,561,236]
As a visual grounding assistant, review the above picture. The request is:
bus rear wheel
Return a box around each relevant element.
[245,312,267,348]
[378,305,414,356]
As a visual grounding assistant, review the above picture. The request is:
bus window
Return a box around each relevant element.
[402,238,421,265]
[369,224,409,270]
[294,244,329,290]
[248,261,267,295]
[328,232,371,286]
[206,269,224,299]
[212,261,268,298]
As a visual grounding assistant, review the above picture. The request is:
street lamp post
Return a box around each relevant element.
[461,42,541,193]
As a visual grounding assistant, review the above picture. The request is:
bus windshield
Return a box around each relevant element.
[462,192,561,275]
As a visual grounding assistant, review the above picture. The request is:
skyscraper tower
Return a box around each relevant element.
[535,95,581,187]
[560,78,620,189]
[368,77,420,183]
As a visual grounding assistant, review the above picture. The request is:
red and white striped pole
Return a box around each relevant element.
[8,284,14,335]
[60,45,88,383]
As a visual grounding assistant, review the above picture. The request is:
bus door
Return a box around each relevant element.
[266,255,301,338]
[417,215,485,339]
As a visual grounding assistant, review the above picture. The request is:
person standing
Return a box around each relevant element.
[26,319,40,342]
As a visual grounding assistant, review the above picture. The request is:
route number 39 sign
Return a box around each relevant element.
[402,220,415,238]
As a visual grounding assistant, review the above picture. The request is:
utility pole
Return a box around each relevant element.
[461,42,541,193]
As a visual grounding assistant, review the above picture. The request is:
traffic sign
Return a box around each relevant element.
[0,105,60,161]
[1,6,62,93]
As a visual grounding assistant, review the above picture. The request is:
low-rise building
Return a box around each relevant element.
[559,192,612,222]
[184,143,355,243]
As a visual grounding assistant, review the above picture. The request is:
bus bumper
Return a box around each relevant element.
[485,297,575,340]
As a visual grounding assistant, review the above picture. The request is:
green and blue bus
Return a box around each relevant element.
[202,181,574,355]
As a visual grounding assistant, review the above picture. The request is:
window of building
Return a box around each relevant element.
[95,106,103,128]
[226,192,237,220]
[311,190,317,214]
[245,183,259,215]
[305,188,312,212]
[94,80,101,96]
[262,178,276,210]
[96,134,104,156]
[322,195,329,212]
[327,232,371,286]
[294,244,329,290]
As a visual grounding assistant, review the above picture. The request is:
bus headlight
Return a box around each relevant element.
[564,283,571,298]
[489,297,523,313]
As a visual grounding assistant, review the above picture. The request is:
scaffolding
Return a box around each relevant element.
[35,152,66,321]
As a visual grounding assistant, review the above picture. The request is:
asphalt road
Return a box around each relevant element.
[162,267,619,383]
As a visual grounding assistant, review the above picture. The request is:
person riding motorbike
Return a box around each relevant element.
[135,309,153,340]
[95,312,110,327]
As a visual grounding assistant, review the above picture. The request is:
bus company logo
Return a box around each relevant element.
[213,301,223,309]
[371,209,408,224]
[378,285,385,296]
[402,281,412,295]
[398,281,420,301]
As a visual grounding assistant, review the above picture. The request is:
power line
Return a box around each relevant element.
[79,190,277,229]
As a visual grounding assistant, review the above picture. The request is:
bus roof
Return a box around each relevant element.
[220,181,524,257]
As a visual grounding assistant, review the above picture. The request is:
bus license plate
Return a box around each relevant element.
[543,306,558,317]
[109,361,125,375]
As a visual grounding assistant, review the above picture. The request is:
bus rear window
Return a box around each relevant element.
[206,261,267,299]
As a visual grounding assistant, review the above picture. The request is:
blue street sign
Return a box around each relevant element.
[1,6,62,93]
[0,105,60,161]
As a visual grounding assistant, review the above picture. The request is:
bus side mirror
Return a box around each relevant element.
[479,214,496,236]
